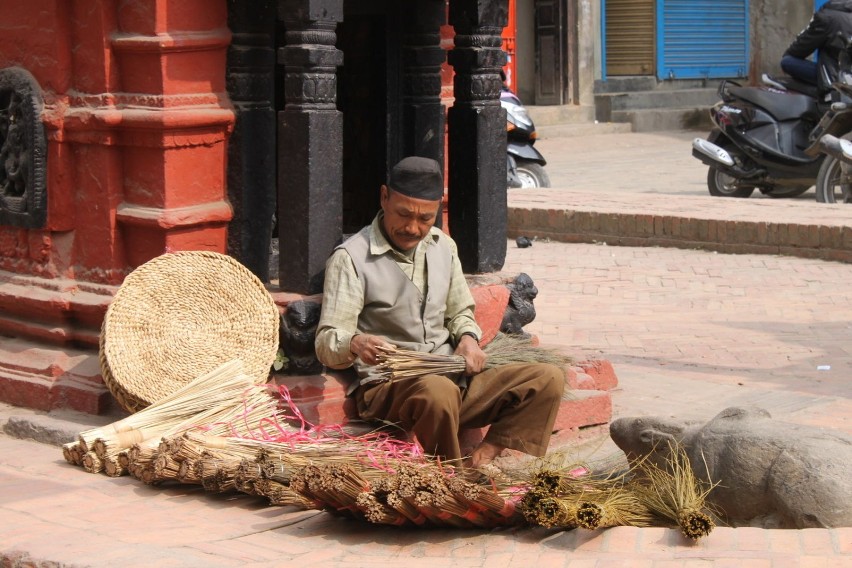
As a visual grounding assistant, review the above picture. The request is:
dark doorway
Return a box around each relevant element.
[337,2,402,234]
[534,0,565,105]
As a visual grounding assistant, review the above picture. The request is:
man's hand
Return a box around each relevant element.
[455,334,486,375]
[349,334,394,366]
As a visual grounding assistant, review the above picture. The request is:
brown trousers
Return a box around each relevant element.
[354,362,564,463]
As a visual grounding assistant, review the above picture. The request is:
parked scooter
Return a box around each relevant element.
[691,72,836,198]
[808,95,852,202]
[502,85,550,188]
[803,60,852,203]
[811,131,852,202]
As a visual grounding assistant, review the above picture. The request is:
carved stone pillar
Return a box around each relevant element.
[277,0,344,294]
[447,0,508,273]
[226,0,277,282]
[401,0,446,164]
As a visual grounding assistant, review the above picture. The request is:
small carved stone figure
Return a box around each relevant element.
[0,66,47,227]
[279,299,323,374]
[610,406,852,528]
[0,95,28,200]
[500,272,538,337]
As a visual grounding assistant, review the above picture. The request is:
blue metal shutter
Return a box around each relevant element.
[657,0,749,80]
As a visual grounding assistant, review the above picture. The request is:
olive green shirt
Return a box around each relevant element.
[315,212,481,369]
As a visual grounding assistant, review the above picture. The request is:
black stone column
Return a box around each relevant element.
[277,0,344,294]
[226,0,276,282]
[401,0,446,164]
[447,0,508,273]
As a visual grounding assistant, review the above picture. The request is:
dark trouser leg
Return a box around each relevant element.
[781,55,819,85]
[460,362,564,457]
[354,374,464,462]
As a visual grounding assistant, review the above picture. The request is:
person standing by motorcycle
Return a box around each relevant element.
[781,0,852,88]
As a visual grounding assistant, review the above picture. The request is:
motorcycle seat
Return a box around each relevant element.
[727,86,819,122]
[761,73,821,99]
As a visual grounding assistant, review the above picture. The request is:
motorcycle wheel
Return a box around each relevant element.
[707,167,755,198]
[515,160,551,188]
[815,156,852,203]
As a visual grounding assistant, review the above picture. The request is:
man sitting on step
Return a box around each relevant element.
[314,156,564,470]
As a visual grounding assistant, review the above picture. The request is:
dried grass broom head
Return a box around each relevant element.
[630,440,717,540]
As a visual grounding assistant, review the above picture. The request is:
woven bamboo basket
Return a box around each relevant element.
[100,251,280,413]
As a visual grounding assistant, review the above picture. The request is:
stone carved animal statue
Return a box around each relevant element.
[610,406,852,528]
[500,272,538,337]
[279,299,323,374]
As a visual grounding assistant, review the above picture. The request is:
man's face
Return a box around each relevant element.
[380,185,441,251]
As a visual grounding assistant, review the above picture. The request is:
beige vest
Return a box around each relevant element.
[340,226,456,389]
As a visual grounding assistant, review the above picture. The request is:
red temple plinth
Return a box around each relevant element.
[0,0,234,413]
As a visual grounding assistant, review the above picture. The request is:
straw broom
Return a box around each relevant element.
[216,436,420,487]
[355,491,410,526]
[103,452,128,477]
[375,334,574,381]
[76,360,248,452]
[629,441,717,540]
[517,463,653,530]
[85,358,283,463]
[446,476,519,520]
[62,442,83,466]
[399,462,517,528]
[388,464,475,528]
[96,379,284,479]
[290,464,362,517]
[118,382,280,487]
[79,360,254,463]
[573,487,652,530]
[81,451,104,474]
[253,478,316,509]
[519,487,580,528]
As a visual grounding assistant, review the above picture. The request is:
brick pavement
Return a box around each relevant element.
[502,240,852,434]
[2,128,852,566]
[1,436,851,568]
[2,238,852,566]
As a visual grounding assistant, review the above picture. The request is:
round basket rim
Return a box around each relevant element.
[100,251,279,413]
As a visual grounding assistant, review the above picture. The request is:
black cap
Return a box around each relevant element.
[388,157,444,201]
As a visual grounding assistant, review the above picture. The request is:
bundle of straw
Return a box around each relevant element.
[629,441,717,540]
[66,360,291,484]
[253,478,315,509]
[65,352,701,532]
[376,333,574,381]
[519,487,578,528]
[573,488,651,530]
[62,442,83,466]
[77,360,250,461]
[517,465,651,530]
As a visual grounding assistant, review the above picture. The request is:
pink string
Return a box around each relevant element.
[191,383,426,469]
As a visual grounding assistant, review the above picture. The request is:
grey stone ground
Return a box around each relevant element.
[2,127,851,567]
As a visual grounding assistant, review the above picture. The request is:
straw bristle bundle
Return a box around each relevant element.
[62,442,83,466]
[376,334,573,381]
[630,441,717,540]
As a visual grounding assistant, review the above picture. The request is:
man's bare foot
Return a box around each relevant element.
[464,441,506,469]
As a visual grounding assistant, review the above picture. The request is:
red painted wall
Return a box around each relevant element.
[0,0,234,344]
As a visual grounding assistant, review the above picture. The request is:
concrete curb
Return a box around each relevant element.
[508,189,852,263]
